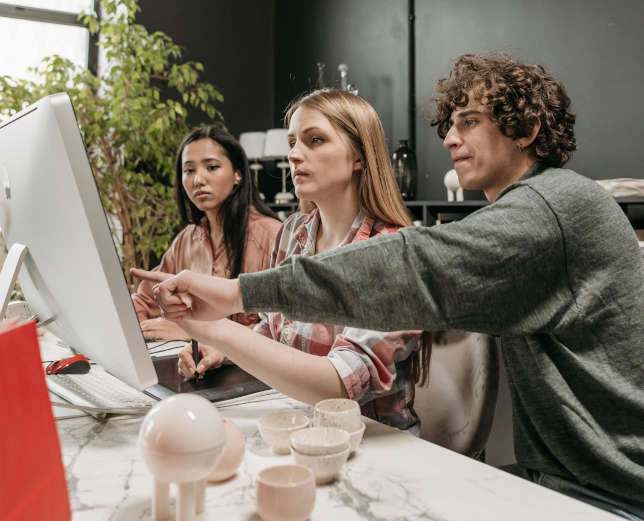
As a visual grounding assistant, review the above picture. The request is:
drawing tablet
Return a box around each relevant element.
[144,355,270,403]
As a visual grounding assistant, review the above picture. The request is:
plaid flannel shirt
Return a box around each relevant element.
[254,210,422,434]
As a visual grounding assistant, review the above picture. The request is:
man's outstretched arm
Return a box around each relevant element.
[240,188,575,336]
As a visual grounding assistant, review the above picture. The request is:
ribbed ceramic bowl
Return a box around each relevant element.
[257,413,310,455]
[290,427,350,456]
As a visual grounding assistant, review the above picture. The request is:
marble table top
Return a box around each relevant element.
[56,393,621,521]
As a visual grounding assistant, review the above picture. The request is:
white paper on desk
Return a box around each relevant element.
[48,390,282,415]
[49,386,281,415]
[148,340,189,357]
[214,389,282,408]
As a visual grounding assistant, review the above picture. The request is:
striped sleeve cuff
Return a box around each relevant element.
[327,349,370,402]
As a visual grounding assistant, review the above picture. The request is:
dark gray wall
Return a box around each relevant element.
[276,0,644,200]
[416,0,644,199]
[275,0,409,149]
[136,0,275,140]
[135,1,644,200]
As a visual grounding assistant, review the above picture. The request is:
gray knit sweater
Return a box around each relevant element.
[240,163,644,501]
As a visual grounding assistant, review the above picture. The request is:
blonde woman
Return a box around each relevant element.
[133,89,431,434]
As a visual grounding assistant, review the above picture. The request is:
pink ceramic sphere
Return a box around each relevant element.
[207,418,246,482]
[139,394,226,484]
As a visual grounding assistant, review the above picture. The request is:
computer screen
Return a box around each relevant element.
[0,93,157,391]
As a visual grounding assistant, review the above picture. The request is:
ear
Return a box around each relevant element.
[234,170,242,185]
[353,157,363,172]
[524,117,541,147]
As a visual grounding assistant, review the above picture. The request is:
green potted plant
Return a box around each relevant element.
[0,0,223,290]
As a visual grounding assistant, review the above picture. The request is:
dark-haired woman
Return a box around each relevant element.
[132,127,281,341]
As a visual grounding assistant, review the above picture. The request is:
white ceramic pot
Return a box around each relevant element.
[313,398,361,432]
[348,422,366,454]
[290,427,349,456]
[257,412,310,455]
[290,445,350,485]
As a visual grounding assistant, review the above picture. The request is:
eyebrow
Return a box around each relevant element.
[287,126,323,138]
[450,109,483,123]
[182,157,220,165]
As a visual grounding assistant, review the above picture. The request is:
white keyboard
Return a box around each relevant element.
[47,372,158,410]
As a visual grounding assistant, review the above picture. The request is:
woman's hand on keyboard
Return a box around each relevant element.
[140,317,191,341]
[177,343,228,379]
[130,268,243,322]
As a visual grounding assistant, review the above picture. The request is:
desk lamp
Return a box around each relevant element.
[263,128,293,204]
[239,131,266,200]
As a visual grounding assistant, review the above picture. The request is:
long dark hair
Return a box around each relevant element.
[174,126,277,279]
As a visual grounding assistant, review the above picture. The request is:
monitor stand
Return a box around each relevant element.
[0,243,28,320]
[0,243,53,326]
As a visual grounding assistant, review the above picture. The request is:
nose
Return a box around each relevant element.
[443,124,462,149]
[193,167,205,187]
[288,141,303,166]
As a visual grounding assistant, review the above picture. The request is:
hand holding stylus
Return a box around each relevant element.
[130,268,244,322]
[177,342,228,379]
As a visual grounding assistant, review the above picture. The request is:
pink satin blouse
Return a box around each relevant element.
[132,210,282,328]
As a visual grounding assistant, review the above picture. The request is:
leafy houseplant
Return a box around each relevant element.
[0,0,223,290]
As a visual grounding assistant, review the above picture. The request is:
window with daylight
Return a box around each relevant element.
[0,0,95,82]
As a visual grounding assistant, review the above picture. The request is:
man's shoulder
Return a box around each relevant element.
[502,166,616,211]
[502,166,635,250]
[524,166,601,191]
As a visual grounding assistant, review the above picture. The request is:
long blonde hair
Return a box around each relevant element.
[284,89,413,228]
[284,89,433,386]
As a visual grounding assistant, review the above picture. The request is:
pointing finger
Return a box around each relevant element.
[130,268,171,284]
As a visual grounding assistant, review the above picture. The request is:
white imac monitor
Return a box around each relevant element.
[0,93,157,391]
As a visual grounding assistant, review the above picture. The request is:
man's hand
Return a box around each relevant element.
[140,317,191,341]
[130,268,243,322]
[177,343,228,379]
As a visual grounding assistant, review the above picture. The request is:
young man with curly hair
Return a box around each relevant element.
[136,53,644,518]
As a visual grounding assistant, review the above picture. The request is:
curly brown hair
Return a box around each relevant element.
[429,52,577,168]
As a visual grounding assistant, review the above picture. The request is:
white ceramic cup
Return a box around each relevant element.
[348,422,366,454]
[290,427,350,456]
[313,398,362,433]
[290,445,351,485]
[257,412,310,455]
[256,465,316,521]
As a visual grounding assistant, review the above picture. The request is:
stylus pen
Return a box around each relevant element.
[192,339,200,379]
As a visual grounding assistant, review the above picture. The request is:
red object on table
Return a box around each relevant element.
[0,320,71,521]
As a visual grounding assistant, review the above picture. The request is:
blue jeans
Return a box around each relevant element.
[499,464,644,521]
